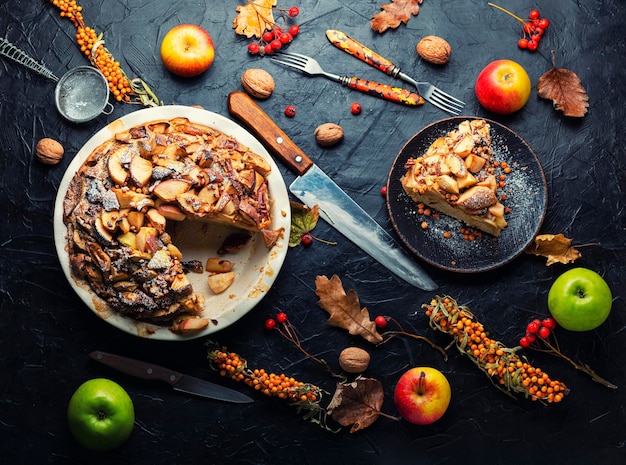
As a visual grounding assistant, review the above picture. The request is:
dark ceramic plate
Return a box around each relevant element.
[386,117,547,273]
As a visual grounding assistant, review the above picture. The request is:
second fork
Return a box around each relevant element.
[271,51,425,107]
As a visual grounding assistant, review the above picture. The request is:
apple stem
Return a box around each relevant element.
[417,371,426,395]
[488,2,525,24]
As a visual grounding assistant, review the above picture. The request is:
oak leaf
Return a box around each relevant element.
[289,202,320,247]
[233,0,276,39]
[525,233,582,265]
[537,52,589,117]
[315,275,383,344]
[371,0,423,33]
[327,377,385,432]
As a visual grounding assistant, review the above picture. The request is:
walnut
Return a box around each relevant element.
[416,36,452,65]
[36,138,64,165]
[314,123,344,147]
[338,347,370,373]
[241,68,275,99]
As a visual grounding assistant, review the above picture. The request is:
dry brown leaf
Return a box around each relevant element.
[315,275,383,344]
[537,52,589,117]
[371,0,423,33]
[525,233,582,265]
[327,377,384,432]
[233,0,276,39]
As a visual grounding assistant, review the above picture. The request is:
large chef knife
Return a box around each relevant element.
[89,351,253,404]
[227,91,437,291]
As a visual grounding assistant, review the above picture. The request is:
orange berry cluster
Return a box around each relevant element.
[424,295,569,403]
[49,0,134,103]
[208,348,321,403]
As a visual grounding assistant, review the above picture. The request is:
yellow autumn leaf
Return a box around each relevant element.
[233,0,277,39]
[525,233,582,266]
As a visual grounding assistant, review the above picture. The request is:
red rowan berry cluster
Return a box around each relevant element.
[519,317,617,389]
[488,3,550,52]
[247,5,301,56]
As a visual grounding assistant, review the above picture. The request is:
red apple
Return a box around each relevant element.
[475,59,531,114]
[393,367,451,425]
[160,24,215,77]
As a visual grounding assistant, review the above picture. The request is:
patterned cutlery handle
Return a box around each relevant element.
[326,29,400,76]
[341,76,423,106]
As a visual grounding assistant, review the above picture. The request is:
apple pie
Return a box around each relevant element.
[62,117,280,333]
[400,119,508,236]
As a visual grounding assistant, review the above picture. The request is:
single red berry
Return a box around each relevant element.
[542,318,556,329]
[526,321,540,334]
[264,318,276,330]
[531,33,542,43]
[523,22,534,35]
[525,333,536,344]
[288,6,300,17]
[535,27,545,36]
[301,233,313,246]
[280,32,293,45]
[520,336,531,348]
[350,102,362,115]
[247,43,260,55]
[518,38,529,49]
[529,9,540,20]
[271,39,282,51]
[263,44,274,55]
[380,186,387,197]
[276,312,288,323]
[538,18,550,29]
[538,326,551,339]
[527,40,539,51]
[374,315,387,329]
[289,25,300,37]
[262,31,274,43]
[284,105,296,117]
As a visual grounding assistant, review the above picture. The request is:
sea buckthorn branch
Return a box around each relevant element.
[206,342,336,430]
[521,318,617,389]
[48,0,160,107]
[423,295,569,403]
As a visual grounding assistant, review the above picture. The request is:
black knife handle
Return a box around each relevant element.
[89,351,183,386]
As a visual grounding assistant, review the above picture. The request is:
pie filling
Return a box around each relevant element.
[62,117,282,333]
[401,119,508,237]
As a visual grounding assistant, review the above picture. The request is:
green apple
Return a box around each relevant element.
[547,268,613,331]
[67,378,135,451]
[393,367,451,425]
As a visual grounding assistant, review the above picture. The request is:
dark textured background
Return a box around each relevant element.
[1,1,625,464]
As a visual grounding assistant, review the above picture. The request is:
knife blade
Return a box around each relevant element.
[227,91,437,291]
[89,351,253,404]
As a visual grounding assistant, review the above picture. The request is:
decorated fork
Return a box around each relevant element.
[326,30,465,115]
[270,51,424,107]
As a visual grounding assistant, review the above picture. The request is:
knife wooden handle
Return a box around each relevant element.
[227,91,314,176]
[326,29,399,76]
[90,351,183,385]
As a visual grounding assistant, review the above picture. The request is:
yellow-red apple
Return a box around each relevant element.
[393,367,451,425]
[475,59,531,114]
[160,24,215,77]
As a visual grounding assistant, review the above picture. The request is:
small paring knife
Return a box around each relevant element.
[89,351,253,404]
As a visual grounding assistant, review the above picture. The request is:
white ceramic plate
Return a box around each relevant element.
[54,105,291,340]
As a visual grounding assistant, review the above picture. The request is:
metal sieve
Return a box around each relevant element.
[1,37,113,123]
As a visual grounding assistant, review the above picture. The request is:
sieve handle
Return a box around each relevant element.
[0,37,59,81]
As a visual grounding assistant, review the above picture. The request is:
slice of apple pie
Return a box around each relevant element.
[401,119,508,237]
[62,117,280,333]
